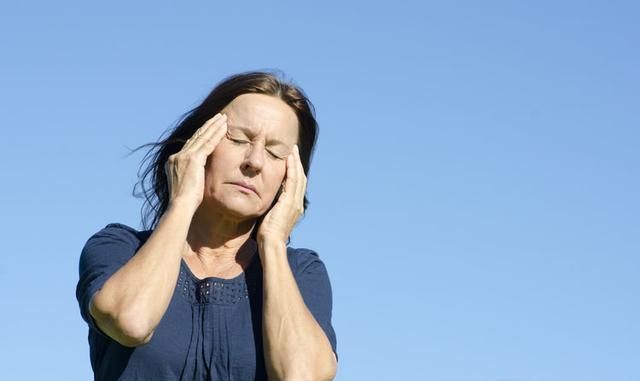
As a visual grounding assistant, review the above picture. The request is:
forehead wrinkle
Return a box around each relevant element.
[223,94,299,145]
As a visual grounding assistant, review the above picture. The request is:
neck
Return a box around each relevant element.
[186,206,257,265]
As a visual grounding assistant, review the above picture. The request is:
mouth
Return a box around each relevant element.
[229,182,258,195]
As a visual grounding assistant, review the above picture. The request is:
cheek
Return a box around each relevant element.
[211,140,233,159]
[263,165,286,198]
[203,150,229,186]
[274,163,287,185]
[208,142,239,170]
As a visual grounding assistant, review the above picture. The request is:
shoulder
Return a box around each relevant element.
[285,246,328,275]
[84,222,151,247]
[80,223,152,266]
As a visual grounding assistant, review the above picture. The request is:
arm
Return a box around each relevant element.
[259,239,338,381]
[89,202,194,346]
[257,144,338,380]
[90,113,228,347]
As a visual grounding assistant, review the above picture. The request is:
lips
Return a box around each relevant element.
[229,181,258,194]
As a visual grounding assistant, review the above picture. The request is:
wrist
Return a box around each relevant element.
[168,197,199,213]
[257,236,287,253]
[166,198,199,219]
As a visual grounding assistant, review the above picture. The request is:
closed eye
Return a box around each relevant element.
[228,137,249,144]
[267,150,284,160]
[229,135,284,160]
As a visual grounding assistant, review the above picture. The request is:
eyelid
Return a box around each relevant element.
[228,134,284,159]
[228,137,248,143]
[227,125,288,148]
[267,150,284,160]
[226,132,248,142]
[230,136,278,151]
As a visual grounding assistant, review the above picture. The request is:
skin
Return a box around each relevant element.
[182,93,300,278]
[89,93,337,380]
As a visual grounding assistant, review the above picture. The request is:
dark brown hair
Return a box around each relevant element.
[131,70,319,241]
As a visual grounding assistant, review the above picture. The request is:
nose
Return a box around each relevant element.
[241,143,264,174]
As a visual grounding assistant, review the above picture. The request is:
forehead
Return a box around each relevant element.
[222,93,299,142]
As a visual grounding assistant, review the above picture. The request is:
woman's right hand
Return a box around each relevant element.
[165,112,228,212]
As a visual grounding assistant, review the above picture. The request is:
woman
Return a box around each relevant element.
[75,71,338,380]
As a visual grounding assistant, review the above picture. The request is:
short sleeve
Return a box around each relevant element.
[290,248,339,363]
[75,223,143,338]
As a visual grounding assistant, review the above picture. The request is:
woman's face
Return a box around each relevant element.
[202,93,300,221]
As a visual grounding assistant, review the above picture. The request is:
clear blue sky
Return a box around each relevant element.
[1,1,638,380]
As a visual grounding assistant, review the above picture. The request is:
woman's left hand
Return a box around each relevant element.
[257,144,306,245]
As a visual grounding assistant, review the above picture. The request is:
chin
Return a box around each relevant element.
[205,187,273,219]
[214,197,263,220]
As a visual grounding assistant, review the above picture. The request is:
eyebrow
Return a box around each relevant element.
[227,123,289,146]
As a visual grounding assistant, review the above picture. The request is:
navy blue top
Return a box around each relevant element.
[76,223,338,381]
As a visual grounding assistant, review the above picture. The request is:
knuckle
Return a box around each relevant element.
[182,154,195,164]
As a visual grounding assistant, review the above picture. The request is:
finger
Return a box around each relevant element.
[181,113,223,151]
[188,113,228,152]
[284,145,302,211]
[292,145,306,208]
[196,119,228,156]
[282,149,296,199]
[184,113,224,151]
